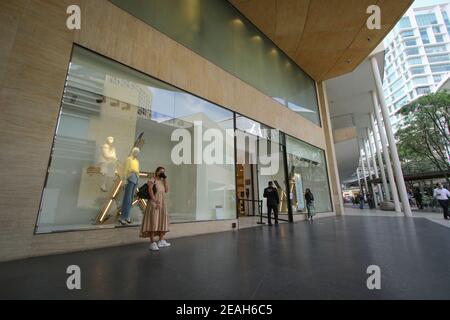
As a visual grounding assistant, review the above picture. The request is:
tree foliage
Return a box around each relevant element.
[395,90,450,176]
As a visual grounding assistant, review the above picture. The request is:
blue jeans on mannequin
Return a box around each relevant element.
[121,173,138,223]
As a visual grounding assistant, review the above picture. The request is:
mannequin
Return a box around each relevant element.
[119,147,140,225]
[99,137,118,192]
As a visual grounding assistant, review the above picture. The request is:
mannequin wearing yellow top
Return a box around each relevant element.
[123,152,140,179]
[120,147,140,225]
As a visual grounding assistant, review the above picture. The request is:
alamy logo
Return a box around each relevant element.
[66,5,81,30]
[366,265,381,290]
[367,5,381,30]
[66,265,81,290]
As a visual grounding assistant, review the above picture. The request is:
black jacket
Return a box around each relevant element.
[305,192,314,204]
[264,187,280,207]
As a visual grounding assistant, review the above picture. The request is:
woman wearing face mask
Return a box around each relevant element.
[140,167,171,251]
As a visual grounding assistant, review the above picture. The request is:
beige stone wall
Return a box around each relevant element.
[316,82,344,216]
[333,127,358,144]
[0,0,337,261]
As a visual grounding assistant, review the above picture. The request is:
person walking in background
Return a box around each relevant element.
[359,193,365,210]
[141,167,171,251]
[433,183,450,220]
[414,189,423,210]
[305,189,315,221]
[367,193,374,209]
[263,181,279,226]
[407,189,415,207]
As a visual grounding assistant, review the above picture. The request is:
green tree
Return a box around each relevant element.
[395,90,450,180]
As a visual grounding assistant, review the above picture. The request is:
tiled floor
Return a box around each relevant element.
[344,205,450,229]
[0,213,449,300]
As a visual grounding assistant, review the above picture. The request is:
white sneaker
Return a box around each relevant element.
[149,242,159,251]
[158,240,171,248]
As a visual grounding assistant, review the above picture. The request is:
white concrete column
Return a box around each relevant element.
[320,82,345,216]
[367,126,384,202]
[371,57,412,217]
[357,168,362,192]
[364,134,378,207]
[358,139,369,194]
[364,139,372,180]
[370,106,390,202]
[371,91,401,212]
[365,131,380,206]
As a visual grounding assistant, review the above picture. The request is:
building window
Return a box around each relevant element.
[433,26,442,34]
[420,28,430,44]
[427,53,450,63]
[404,39,417,46]
[416,86,431,95]
[405,48,420,56]
[401,30,415,38]
[425,44,448,54]
[430,64,450,72]
[398,17,412,28]
[407,57,423,65]
[35,46,237,233]
[435,35,445,43]
[392,88,406,101]
[412,76,429,85]
[416,13,438,26]
[410,66,425,75]
[391,78,404,92]
[386,64,394,75]
[285,136,332,214]
[442,10,450,24]
[434,74,443,83]
[394,96,409,110]
[387,74,396,84]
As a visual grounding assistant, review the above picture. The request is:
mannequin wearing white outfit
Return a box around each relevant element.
[99,137,118,192]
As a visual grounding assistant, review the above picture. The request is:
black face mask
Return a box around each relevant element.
[159,173,167,179]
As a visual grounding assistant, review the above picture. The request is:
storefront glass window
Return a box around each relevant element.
[36,46,236,233]
[286,136,332,214]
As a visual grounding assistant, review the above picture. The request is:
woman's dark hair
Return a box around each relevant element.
[305,188,311,194]
[155,167,165,175]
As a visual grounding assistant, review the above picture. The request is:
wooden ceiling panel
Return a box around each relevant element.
[273,0,310,57]
[302,0,374,32]
[230,0,277,39]
[228,0,413,81]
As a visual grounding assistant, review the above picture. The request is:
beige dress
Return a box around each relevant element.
[140,178,170,237]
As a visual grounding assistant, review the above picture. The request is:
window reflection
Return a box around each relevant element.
[286,136,332,214]
[111,0,321,125]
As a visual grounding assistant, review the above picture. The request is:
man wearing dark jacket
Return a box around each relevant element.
[263,181,280,225]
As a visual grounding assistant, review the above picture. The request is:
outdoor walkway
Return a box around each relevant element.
[344,205,450,229]
[1,211,450,300]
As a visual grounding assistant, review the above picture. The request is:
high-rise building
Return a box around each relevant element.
[383,2,450,132]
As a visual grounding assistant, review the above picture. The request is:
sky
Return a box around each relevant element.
[412,0,449,8]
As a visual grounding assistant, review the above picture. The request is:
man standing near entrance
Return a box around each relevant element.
[264,181,280,225]
[433,183,450,220]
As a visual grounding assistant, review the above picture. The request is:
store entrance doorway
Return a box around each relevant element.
[236,163,261,217]
[235,114,293,223]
